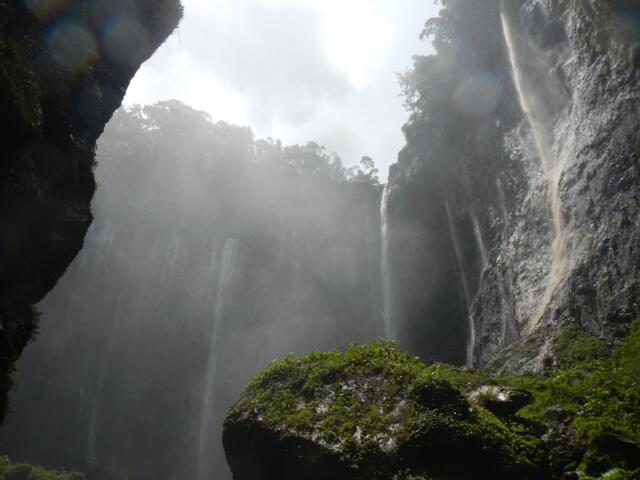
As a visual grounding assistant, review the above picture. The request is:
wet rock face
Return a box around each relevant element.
[388,0,640,372]
[0,0,182,419]
[473,0,640,371]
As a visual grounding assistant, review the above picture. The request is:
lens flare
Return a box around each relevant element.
[23,0,68,22]
[452,72,501,118]
[48,21,98,72]
[102,17,150,68]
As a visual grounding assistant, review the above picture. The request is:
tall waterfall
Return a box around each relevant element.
[444,202,474,366]
[501,7,570,332]
[197,238,239,480]
[380,185,395,339]
[471,213,489,269]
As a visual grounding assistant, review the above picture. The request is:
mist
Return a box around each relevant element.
[0,102,383,479]
[2,0,640,479]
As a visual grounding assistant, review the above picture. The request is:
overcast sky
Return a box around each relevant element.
[124,0,439,180]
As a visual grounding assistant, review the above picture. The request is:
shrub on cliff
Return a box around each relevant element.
[0,456,84,480]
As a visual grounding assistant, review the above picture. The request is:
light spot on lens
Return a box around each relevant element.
[452,73,502,119]
[48,21,98,72]
[103,18,149,68]
[24,0,68,21]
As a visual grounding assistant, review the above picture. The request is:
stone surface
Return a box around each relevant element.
[468,385,533,417]
[0,0,182,419]
[386,0,640,373]
[223,343,545,480]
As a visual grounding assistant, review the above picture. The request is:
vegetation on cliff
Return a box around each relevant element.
[0,456,84,480]
[225,319,640,479]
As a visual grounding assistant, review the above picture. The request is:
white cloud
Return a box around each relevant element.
[124,0,439,179]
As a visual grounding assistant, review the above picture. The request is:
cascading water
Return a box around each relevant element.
[444,202,474,366]
[197,238,239,480]
[380,185,395,339]
[470,213,489,269]
[85,406,98,471]
[501,5,570,332]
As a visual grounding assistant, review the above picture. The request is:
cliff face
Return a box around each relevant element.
[387,0,640,372]
[0,0,182,419]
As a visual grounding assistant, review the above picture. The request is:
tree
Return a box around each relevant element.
[347,156,380,185]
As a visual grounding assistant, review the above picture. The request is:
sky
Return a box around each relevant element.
[124,0,440,180]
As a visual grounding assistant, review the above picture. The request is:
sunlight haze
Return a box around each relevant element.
[124,0,439,179]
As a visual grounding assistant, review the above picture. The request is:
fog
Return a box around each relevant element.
[0,102,384,479]
[0,2,448,478]
[3,0,639,478]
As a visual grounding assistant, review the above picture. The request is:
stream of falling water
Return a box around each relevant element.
[471,213,489,269]
[501,7,570,333]
[197,238,239,480]
[380,185,395,339]
[444,202,474,366]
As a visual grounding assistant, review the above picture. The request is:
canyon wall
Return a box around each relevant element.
[387,0,640,372]
[0,0,182,419]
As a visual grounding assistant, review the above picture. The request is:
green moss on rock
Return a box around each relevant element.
[0,456,84,480]
[225,320,640,480]
[224,342,544,480]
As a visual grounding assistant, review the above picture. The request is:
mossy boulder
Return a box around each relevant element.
[223,342,545,480]
[225,320,640,480]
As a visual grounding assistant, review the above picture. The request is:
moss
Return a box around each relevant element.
[227,342,544,478]
[583,470,640,480]
[0,456,84,480]
[613,319,640,377]
[554,323,611,368]
[502,320,640,476]
[228,319,640,479]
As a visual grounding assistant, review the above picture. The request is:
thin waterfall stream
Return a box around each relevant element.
[444,202,474,366]
[197,238,239,480]
[501,6,570,332]
[380,185,395,339]
[471,213,489,269]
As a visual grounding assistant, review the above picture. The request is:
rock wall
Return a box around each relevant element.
[0,0,182,419]
[387,0,640,372]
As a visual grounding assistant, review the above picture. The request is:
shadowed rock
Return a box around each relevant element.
[223,343,545,480]
[0,0,183,420]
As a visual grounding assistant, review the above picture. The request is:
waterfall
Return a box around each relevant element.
[470,213,489,269]
[197,238,239,480]
[444,202,474,366]
[85,405,98,471]
[380,185,395,339]
[365,214,379,326]
[501,6,570,332]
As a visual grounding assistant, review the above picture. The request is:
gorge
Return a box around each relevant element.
[0,0,639,479]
